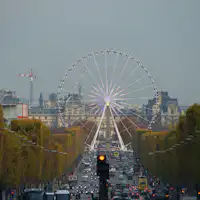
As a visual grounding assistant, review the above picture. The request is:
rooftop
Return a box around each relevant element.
[29,106,58,115]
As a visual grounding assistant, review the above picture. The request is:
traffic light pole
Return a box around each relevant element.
[105,106,110,139]
[99,178,108,200]
[96,155,109,200]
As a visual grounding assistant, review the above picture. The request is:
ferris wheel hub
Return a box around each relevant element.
[104,96,111,106]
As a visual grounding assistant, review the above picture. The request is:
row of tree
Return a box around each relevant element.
[117,104,200,189]
[0,105,87,189]
[139,104,200,190]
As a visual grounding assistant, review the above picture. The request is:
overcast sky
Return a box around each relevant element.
[0,0,199,105]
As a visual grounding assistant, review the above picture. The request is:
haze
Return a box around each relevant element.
[0,0,199,105]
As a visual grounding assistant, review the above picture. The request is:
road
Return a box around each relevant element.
[69,141,139,199]
[67,141,197,200]
[181,197,196,200]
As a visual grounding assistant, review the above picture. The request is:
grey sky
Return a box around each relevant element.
[0,0,199,105]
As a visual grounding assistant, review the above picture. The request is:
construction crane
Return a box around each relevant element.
[18,69,36,108]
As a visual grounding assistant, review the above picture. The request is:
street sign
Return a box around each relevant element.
[68,175,77,181]
[106,143,110,150]
[113,151,119,157]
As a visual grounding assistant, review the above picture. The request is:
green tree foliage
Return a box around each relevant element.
[0,117,86,189]
[138,103,200,190]
[0,105,5,129]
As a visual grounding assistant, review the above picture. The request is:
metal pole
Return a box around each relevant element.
[99,179,108,200]
[156,144,160,177]
[106,107,110,139]
[30,80,33,108]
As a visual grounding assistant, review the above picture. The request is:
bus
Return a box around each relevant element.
[138,176,148,192]
[21,189,44,200]
[68,175,77,186]
[54,190,70,200]
[43,192,54,200]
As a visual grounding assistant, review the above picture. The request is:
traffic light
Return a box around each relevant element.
[11,191,15,199]
[195,184,200,199]
[96,154,109,179]
[91,192,94,199]
[197,191,200,199]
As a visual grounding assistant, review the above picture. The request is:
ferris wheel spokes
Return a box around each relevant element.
[81,58,105,95]
[110,104,132,138]
[119,84,154,97]
[90,104,106,150]
[92,52,106,91]
[113,101,151,124]
[110,103,140,129]
[84,120,98,146]
[109,105,126,150]
[111,75,146,98]
[115,55,130,87]
[91,84,104,96]
[109,52,119,95]
[69,104,101,126]
[113,96,154,101]
[57,49,159,149]
[104,50,109,95]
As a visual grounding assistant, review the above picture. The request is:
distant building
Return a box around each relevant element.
[179,105,190,115]
[0,89,29,121]
[28,92,58,127]
[44,93,57,108]
[28,92,85,128]
[145,91,180,127]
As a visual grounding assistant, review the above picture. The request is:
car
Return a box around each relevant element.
[121,188,129,198]
[111,196,122,200]
[118,174,123,180]
[150,190,171,199]
[131,189,140,198]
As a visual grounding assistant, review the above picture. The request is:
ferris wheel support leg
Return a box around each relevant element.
[90,105,106,150]
[109,106,126,151]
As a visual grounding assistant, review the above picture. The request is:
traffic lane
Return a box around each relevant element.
[147,184,177,200]
[170,192,196,200]
[75,150,135,190]
[181,196,196,200]
[76,168,99,190]
[110,173,133,186]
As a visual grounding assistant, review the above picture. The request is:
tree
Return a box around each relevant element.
[0,105,5,129]
[0,117,87,190]
[139,104,200,190]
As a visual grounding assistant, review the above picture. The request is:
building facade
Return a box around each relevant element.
[0,89,29,121]
[145,91,181,128]
[28,93,58,127]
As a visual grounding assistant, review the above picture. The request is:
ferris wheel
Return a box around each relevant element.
[57,49,159,151]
